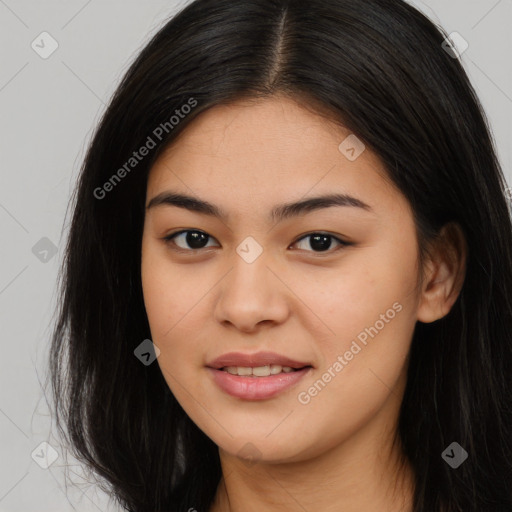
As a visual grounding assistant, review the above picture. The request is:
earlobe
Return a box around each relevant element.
[416,222,467,324]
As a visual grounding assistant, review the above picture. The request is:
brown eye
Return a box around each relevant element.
[291,232,350,253]
[163,230,219,250]
[162,230,351,254]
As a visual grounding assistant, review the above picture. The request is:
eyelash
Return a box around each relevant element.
[161,229,351,255]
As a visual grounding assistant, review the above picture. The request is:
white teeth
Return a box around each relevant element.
[270,364,282,375]
[253,365,271,377]
[222,365,297,376]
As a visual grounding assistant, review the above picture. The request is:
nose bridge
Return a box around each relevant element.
[227,238,273,303]
[214,238,289,330]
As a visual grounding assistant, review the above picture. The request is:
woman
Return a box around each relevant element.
[48,0,512,510]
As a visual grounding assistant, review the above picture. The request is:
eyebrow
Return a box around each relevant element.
[146,191,375,223]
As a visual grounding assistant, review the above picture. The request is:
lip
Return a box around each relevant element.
[206,366,313,400]
[206,351,312,370]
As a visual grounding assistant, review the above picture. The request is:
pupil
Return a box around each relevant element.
[187,231,208,249]
[310,234,331,251]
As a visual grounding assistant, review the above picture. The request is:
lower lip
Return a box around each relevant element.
[206,367,312,400]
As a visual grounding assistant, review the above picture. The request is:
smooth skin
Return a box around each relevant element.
[141,95,466,512]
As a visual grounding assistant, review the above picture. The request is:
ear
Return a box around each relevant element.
[416,222,467,323]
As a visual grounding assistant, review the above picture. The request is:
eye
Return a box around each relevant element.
[163,229,220,252]
[162,230,351,254]
[290,232,350,253]
[163,230,219,251]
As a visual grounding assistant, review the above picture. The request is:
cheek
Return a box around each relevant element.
[141,239,200,339]
[288,268,416,459]
[293,238,418,399]
[141,252,173,337]
[289,241,418,347]
[141,238,215,391]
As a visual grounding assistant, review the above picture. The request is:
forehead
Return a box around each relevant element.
[153,95,351,166]
[146,95,404,220]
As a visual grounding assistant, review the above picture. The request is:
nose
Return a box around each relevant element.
[213,250,290,333]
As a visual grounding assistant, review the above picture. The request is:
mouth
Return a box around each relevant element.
[206,351,314,400]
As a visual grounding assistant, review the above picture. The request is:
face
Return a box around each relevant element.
[141,95,423,464]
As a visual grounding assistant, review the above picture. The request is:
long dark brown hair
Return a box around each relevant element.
[48,0,512,510]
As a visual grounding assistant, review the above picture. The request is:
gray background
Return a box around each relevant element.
[0,0,510,510]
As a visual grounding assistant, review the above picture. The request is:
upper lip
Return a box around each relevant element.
[207,351,312,370]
